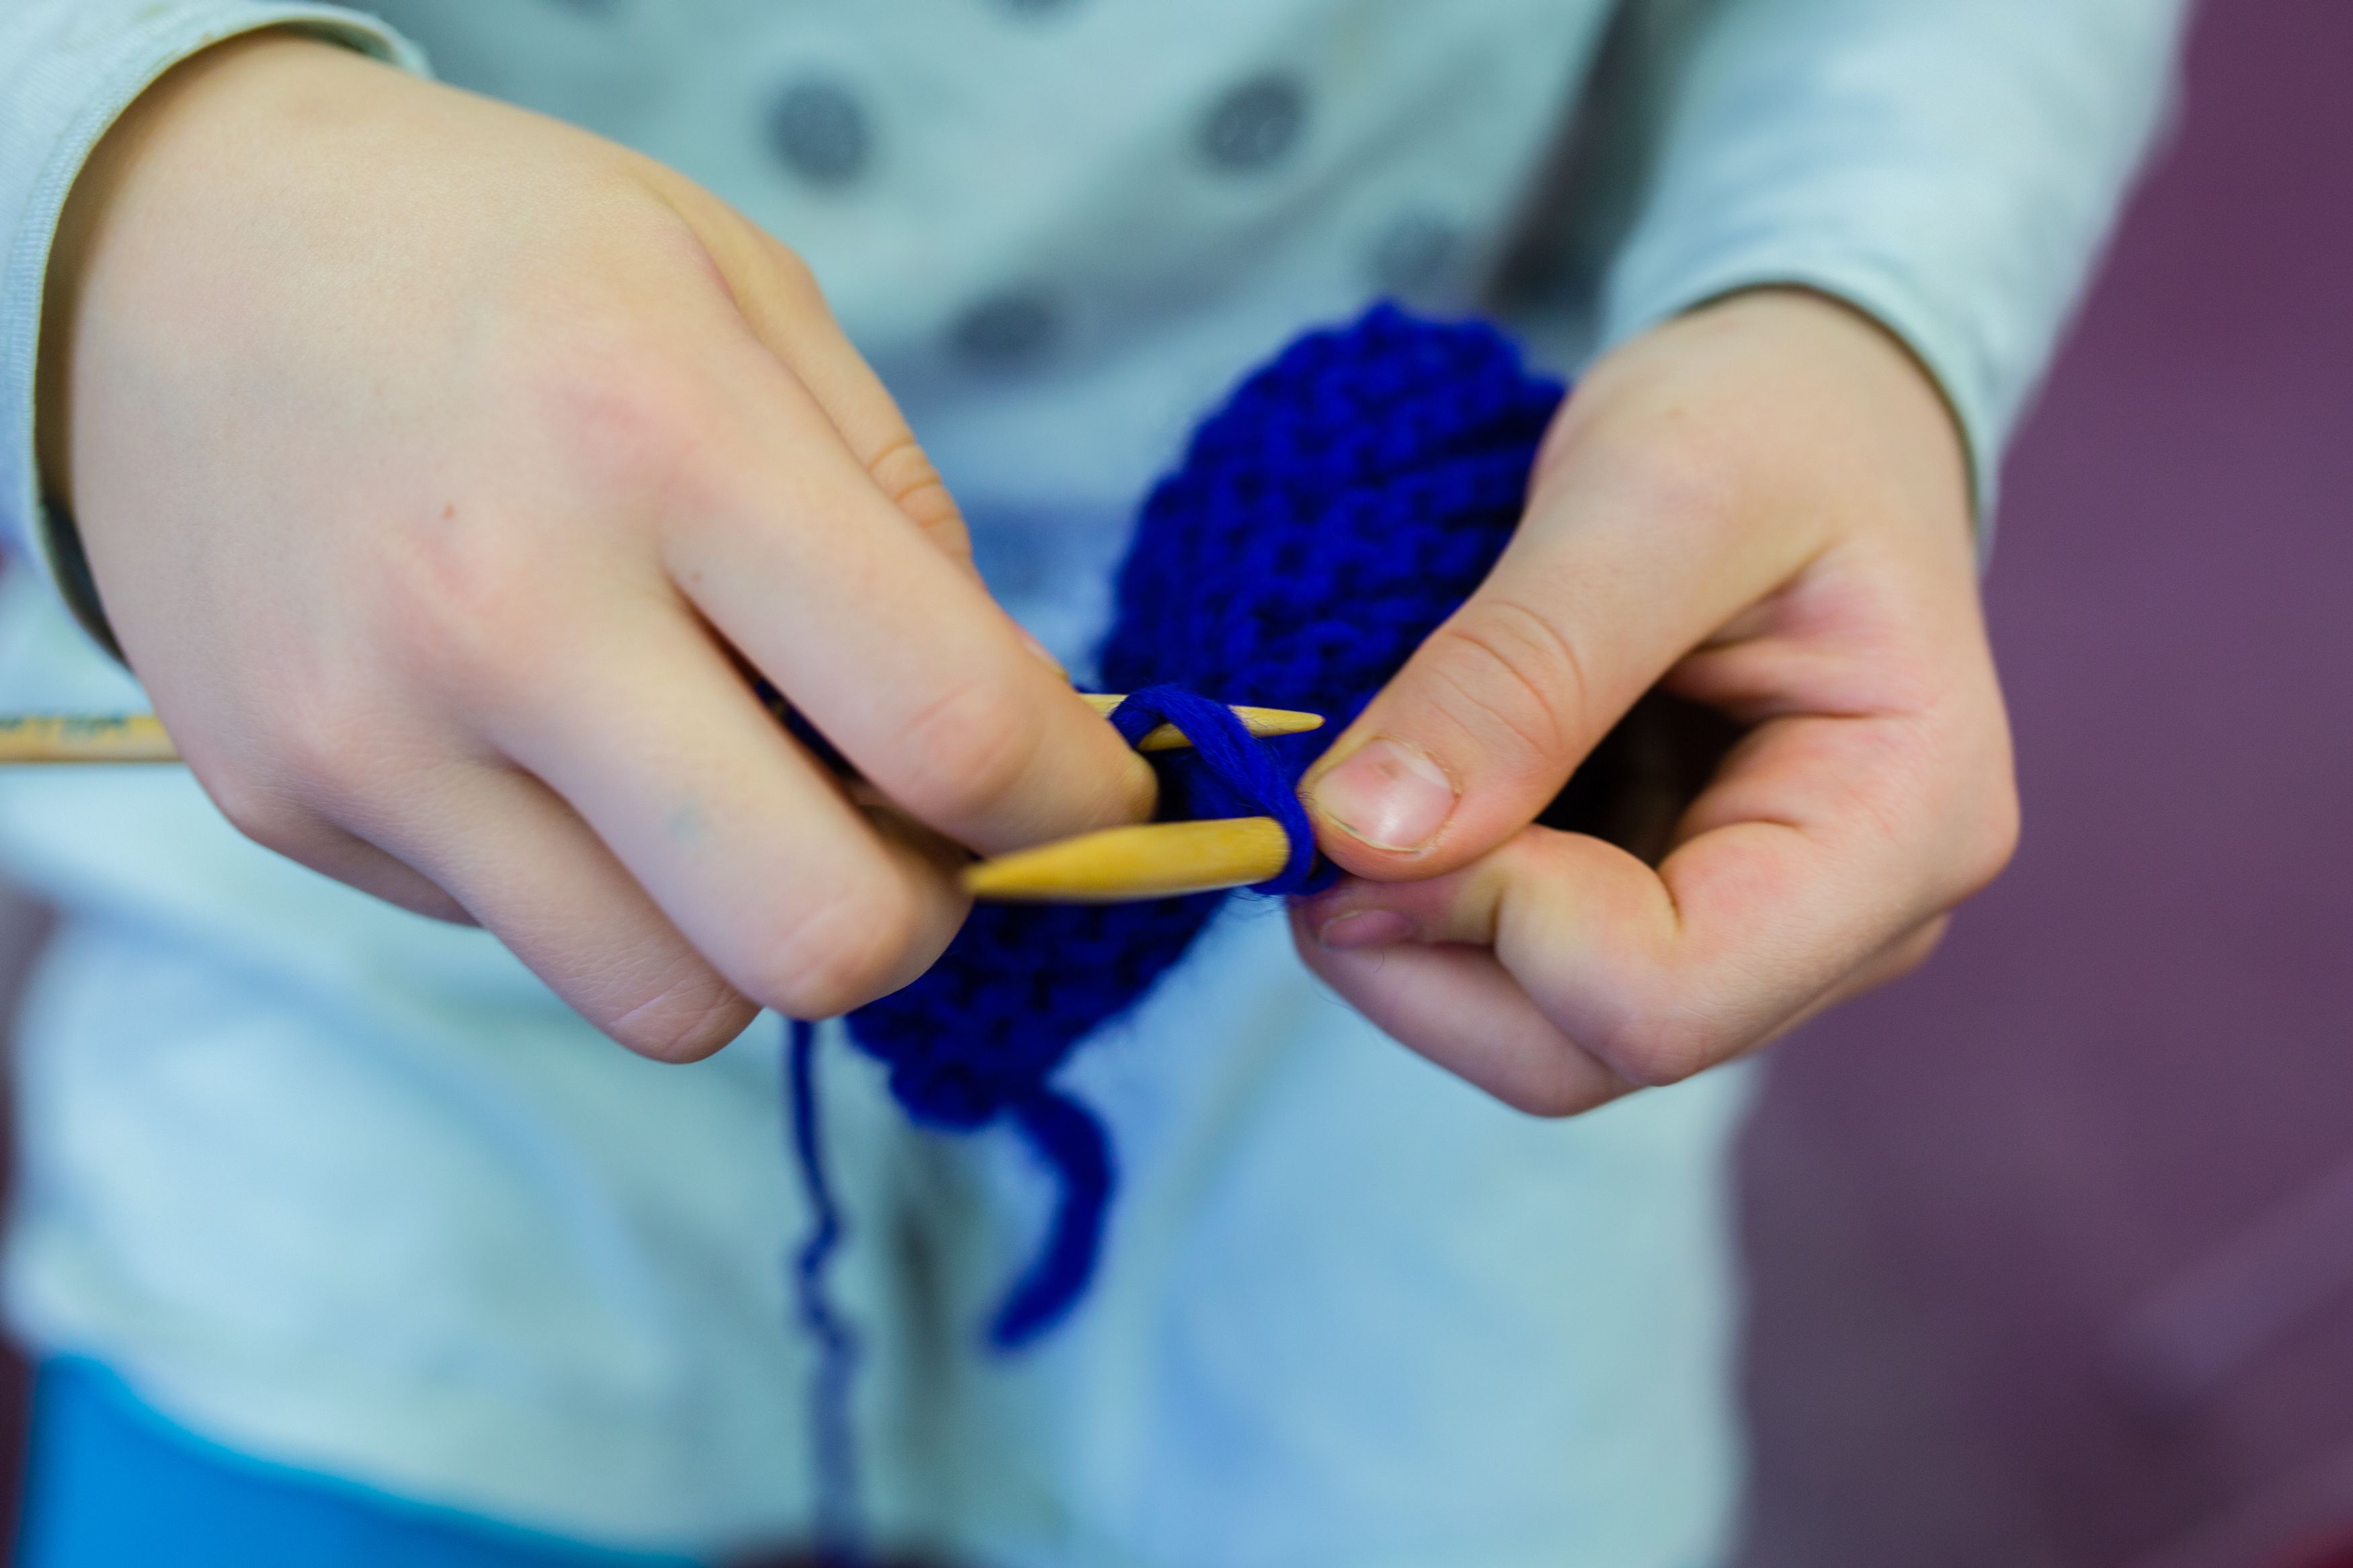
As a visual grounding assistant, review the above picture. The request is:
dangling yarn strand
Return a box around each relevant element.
[783,1020,863,1564]
[992,1085,1116,1347]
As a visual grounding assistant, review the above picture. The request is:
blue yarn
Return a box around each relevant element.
[1105,685,1330,895]
[993,1087,1115,1347]
[783,1020,861,1562]
[785,305,1566,1387]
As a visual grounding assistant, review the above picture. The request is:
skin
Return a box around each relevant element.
[38,35,1156,1062]
[42,35,2017,1112]
[1293,287,2018,1116]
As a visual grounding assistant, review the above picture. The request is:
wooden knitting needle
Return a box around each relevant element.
[963,816,1293,902]
[0,714,177,764]
[1074,693,1322,752]
[0,696,1322,766]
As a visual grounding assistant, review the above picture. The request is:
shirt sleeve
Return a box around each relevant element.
[1,2,427,653]
[1582,0,2191,528]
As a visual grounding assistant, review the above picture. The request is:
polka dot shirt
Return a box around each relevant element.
[0,3,2186,1555]
[306,0,1632,655]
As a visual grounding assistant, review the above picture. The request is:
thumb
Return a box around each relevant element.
[1301,451,1788,880]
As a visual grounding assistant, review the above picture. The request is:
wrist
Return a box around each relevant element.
[37,32,356,511]
[1542,286,1975,568]
[1702,288,1976,540]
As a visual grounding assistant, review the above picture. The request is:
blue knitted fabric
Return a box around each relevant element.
[815,302,1567,1355]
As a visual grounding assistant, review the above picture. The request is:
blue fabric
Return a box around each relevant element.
[13,1360,705,1568]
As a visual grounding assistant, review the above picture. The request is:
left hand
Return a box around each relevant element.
[1290,288,2018,1116]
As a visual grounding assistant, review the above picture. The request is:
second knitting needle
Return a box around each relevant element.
[962,696,1322,901]
[0,714,177,764]
[0,696,1322,766]
[963,817,1292,902]
[1075,694,1321,751]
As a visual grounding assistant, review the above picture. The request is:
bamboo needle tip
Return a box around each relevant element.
[1077,693,1324,753]
[963,816,1293,903]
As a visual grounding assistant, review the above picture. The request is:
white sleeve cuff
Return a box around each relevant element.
[0,3,428,655]
[1589,0,2189,545]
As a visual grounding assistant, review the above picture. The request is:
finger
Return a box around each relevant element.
[1289,905,1636,1118]
[651,181,972,567]
[739,232,971,563]
[475,588,971,1022]
[723,253,1072,671]
[360,759,762,1062]
[182,718,770,1069]
[1803,913,1951,1018]
[1299,708,2013,1089]
[204,786,473,925]
[1300,889,1948,1118]
[1300,420,1817,882]
[657,328,1154,854]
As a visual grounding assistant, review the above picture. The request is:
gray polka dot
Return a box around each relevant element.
[953,290,1060,368]
[1199,73,1308,172]
[1372,214,1464,298]
[768,79,871,188]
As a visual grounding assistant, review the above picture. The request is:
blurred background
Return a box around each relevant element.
[1732,1,2353,1565]
[0,1,2345,1564]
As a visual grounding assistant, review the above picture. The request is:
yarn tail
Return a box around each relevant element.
[991,1087,1115,1349]
[786,1019,864,1563]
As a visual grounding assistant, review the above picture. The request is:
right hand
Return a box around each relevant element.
[36,34,1155,1060]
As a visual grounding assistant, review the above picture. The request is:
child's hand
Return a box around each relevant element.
[1292,290,2017,1115]
[38,35,1154,1061]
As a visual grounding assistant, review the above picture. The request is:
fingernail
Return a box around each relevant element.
[1311,739,1457,852]
[1315,909,1416,950]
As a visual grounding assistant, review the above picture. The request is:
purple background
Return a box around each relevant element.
[1733,1,2353,1565]
[0,1,2347,1562]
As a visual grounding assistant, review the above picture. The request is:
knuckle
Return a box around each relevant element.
[204,767,313,860]
[1960,778,2022,894]
[551,368,716,495]
[604,969,758,1063]
[1421,595,1593,770]
[260,669,405,798]
[749,878,922,1018]
[888,677,1038,829]
[1500,1070,1607,1121]
[759,239,823,305]
[374,507,572,706]
[499,309,724,498]
[1592,1003,1718,1090]
[264,710,376,813]
[1911,742,2021,911]
[867,434,963,542]
[1886,919,1952,983]
[191,698,399,862]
